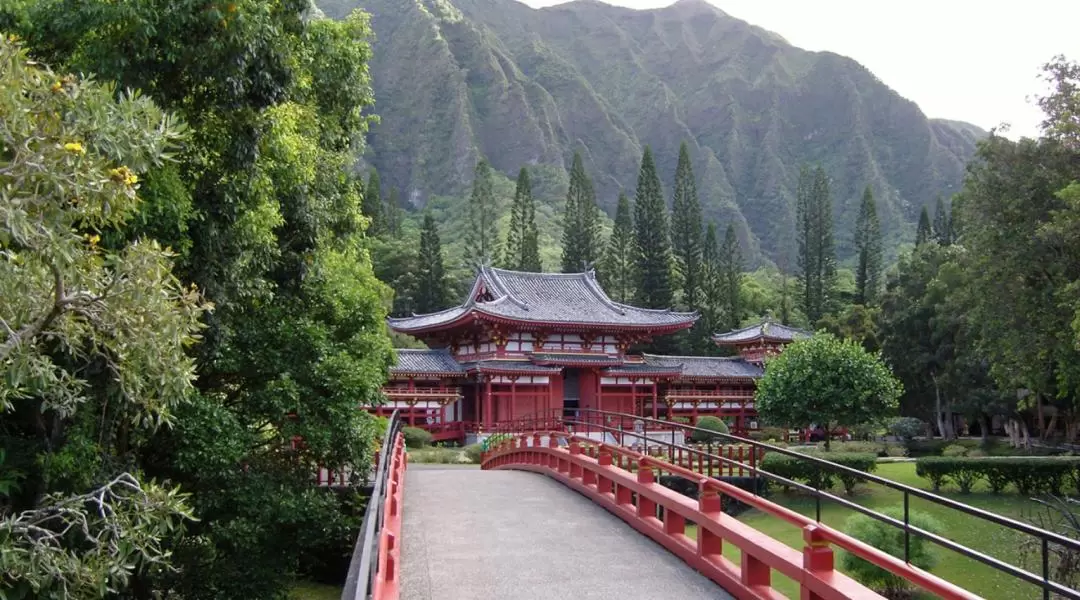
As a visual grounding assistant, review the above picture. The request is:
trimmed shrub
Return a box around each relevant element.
[762,451,878,495]
[941,444,969,457]
[820,441,884,456]
[884,445,907,458]
[916,457,1080,495]
[887,417,924,444]
[691,416,730,443]
[402,426,433,448]
[841,507,943,597]
[463,443,483,464]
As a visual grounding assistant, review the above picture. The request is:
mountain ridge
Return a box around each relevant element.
[319,0,984,265]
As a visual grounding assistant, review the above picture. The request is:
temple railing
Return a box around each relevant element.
[489,409,1080,600]
[342,410,407,600]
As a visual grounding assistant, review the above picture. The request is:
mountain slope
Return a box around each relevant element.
[320,0,983,265]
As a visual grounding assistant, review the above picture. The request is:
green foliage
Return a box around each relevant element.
[463,443,484,464]
[761,451,878,495]
[815,304,880,352]
[365,169,383,234]
[916,457,1080,495]
[560,152,601,273]
[633,146,674,310]
[402,426,433,448]
[916,206,933,245]
[599,193,637,303]
[503,167,541,271]
[796,166,837,323]
[690,416,729,443]
[466,159,500,266]
[932,197,952,245]
[942,444,969,457]
[414,214,451,313]
[14,3,394,597]
[0,37,203,595]
[886,417,925,443]
[853,186,883,305]
[841,507,943,596]
[670,142,703,308]
[756,333,902,448]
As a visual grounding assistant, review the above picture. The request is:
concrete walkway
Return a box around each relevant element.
[401,467,733,600]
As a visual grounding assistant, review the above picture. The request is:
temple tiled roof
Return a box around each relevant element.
[466,360,563,374]
[642,354,763,380]
[388,267,698,333]
[530,353,623,366]
[712,320,811,345]
[603,364,684,377]
[391,349,466,376]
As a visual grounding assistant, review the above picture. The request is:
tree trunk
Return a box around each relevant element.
[1036,394,1046,439]
[1045,413,1058,441]
[931,372,946,439]
[978,413,990,442]
[823,427,831,451]
[1020,419,1032,448]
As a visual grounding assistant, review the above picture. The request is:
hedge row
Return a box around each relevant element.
[761,451,878,495]
[915,457,1080,495]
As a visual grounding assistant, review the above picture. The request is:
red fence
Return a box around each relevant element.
[483,432,980,600]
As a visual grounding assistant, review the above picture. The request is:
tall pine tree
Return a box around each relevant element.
[699,223,723,347]
[718,223,743,329]
[364,168,383,235]
[670,142,704,309]
[633,146,674,309]
[600,193,637,303]
[414,213,451,313]
[466,159,500,266]
[916,206,933,246]
[796,165,837,323]
[503,167,543,271]
[853,186,883,306]
[384,187,403,236]
[561,152,601,272]
[933,197,952,245]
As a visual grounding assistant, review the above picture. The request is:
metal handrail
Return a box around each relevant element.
[494,408,1080,600]
[342,410,403,600]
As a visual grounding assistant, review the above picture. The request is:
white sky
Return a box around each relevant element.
[521,0,1080,139]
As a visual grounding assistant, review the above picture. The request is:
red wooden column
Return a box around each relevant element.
[630,379,637,416]
[483,376,493,431]
[691,399,699,425]
[651,381,658,420]
[509,375,518,422]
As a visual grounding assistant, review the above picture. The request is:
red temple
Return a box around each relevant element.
[376,267,808,443]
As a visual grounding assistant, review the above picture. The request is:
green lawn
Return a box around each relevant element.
[687,462,1067,599]
[288,581,341,600]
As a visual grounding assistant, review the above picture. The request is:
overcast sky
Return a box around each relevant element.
[521,0,1080,139]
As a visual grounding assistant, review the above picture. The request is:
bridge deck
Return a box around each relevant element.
[401,466,733,600]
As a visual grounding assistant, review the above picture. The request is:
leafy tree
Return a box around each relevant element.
[915,205,933,246]
[853,186,882,305]
[841,507,943,597]
[414,213,451,313]
[718,223,743,329]
[561,152,601,272]
[690,415,729,442]
[1037,55,1080,150]
[756,333,902,449]
[600,193,637,303]
[466,159,500,266]
[816,304,881,352]
[16,4,395,596]
[384,186,403,236]
[670,142,703,308]
[504,167,541,271]
[365,168,383,234]
[796,166,837,322]
[0,37,205,595]
[633,146,674,309]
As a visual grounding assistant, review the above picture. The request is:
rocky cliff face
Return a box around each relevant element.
[320,0,983,264]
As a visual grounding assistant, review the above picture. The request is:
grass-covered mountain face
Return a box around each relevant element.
[319,0,983,266]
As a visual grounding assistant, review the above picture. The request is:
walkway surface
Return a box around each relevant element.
[401,465,733,600]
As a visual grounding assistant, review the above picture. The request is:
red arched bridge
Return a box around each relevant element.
[340,410,1080,600]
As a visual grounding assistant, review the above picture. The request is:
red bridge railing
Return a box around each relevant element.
[484,409,1080,600]
[342,411,407,600]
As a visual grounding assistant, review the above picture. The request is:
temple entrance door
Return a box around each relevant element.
[562,368,581,420]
